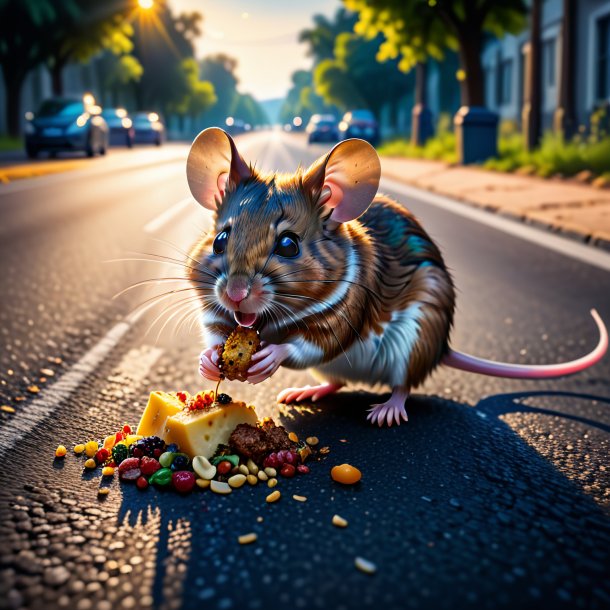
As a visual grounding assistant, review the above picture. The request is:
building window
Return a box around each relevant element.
[598,14,610,100]
[542,38,556,88]
[499,59,513,105]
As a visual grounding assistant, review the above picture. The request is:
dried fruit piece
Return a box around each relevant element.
[332,515,348,528]
[266,490,281,503]
[219,326,260,381]
[354,557,377,574]
[331,464,361,485]
[55,445,67,458]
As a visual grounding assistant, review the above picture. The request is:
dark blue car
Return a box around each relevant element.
[132,112,165,146]
[101,108,134,148]
[24,97,109,158]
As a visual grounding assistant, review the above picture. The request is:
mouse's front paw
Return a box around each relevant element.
[199,346,222,381]
[247,343,294,384]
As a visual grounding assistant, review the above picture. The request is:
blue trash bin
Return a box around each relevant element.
[454,106,498,164]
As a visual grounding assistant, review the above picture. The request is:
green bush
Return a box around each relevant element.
[0,136,22,151]
[378,113,457,163]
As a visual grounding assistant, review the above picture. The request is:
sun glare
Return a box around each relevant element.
[138,0,154,9]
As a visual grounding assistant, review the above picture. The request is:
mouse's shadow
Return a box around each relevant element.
[114,389,610,610]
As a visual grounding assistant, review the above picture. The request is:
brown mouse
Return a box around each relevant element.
[185,128,608,426]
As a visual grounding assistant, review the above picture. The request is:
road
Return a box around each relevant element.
[0,130,609,610]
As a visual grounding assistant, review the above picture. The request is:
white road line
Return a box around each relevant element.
[144,196,194,234]
[380,177,610,273]
[0,307,160,456]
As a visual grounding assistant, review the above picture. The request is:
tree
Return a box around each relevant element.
[103,54,144,107]
[130,4,206,116]
[230,93,268,127]
[345,0,527,107]
[45,0,134,96]
[0,0,78,136]
[313,30,409,117]
[279,70,337,125]
[199,54,240,126]
[168,58,216,122]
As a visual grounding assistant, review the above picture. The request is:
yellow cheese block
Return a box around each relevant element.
[136,391,189,438]
[163,401,258,458]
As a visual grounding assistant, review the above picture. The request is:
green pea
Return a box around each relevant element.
[150,468,172,486]
[159,452,175,468]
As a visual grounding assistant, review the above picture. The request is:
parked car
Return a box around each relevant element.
[306,114,339,143]
[338,109,380,146]
[24,96,109,158]
[101,108,134,147]
[132,112,165,145]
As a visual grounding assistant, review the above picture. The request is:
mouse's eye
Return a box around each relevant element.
[274,232,300,258]
[213,229,230,255]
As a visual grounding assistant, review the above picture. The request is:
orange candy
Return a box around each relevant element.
[331,464,362,485]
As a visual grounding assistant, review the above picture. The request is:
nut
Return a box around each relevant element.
[257,470,268,482]
[238,533,257,545]
[246,474,258,486]
[332,514,348,528]
[228,474,247,488]
[266,490,281,503]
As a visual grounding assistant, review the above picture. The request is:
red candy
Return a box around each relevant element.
[95,448,110,464]
[297,464,310,474]
[136,476,149,490]
[140,457,161,476]
[172,471,195,493]
[118,457,140,474]
[280,464,296,478]
[122,424,132,435]
[217,460,232,475]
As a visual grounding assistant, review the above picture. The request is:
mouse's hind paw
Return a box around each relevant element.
[366,388,410,427]
[277,382,343,404]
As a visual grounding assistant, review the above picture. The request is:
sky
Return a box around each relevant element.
[172,0,339,101]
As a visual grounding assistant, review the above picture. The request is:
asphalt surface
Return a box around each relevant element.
[0,131,609,610]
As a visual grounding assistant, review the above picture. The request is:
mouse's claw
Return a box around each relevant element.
[247,343,293,384]
[366,388,410,427]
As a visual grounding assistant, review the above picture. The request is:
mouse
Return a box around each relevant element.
[185,127,608,427]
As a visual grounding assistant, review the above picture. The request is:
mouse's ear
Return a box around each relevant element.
[186,127,252,210]
[303,138,380,223]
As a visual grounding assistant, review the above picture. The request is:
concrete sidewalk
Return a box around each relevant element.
[380,156,610,249]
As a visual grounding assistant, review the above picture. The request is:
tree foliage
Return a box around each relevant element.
[344,0,527,106]
[168,58,216,118]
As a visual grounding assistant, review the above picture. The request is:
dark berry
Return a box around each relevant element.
[166,443,179,453]
[170,455,189,471]
[284,451,297,465]
[263,453,279,469]
[217,393,232,404]
[297,465,310,474]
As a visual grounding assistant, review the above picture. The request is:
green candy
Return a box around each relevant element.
[149,468,172,486]
[211,454,239,467]
[111,444,129,465]
[159,451,175,468]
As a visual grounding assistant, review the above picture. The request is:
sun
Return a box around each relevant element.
[138,0,154,9]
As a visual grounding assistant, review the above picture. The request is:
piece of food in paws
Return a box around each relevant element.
[163,400,258,458]
[136,391,190,438]
[218,326,260,381]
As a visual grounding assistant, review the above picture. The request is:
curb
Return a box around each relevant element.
[380,164,610,254]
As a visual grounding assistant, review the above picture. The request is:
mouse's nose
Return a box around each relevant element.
[226,275,250,305]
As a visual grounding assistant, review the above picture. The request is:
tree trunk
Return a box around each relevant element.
[523,0,542,150]
[3,67,26,138]
[456,32,485,106]
[554,0,576,138]
[50,61,64,96]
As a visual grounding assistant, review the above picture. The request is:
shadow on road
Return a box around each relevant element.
[113,389,610,610]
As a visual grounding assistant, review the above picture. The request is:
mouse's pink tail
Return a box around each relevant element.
[442,309,608,379]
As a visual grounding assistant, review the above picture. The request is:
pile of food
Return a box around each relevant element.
[56,388,323,496]
[54,326,360,499]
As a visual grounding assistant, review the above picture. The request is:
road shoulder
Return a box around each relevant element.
[380,156,610,251]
